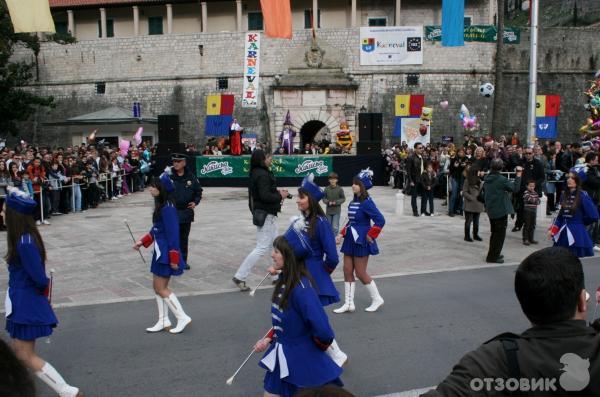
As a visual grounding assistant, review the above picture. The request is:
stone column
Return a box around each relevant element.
[67,9,75,36]
[166,3,173,34]
[236,0,242,31]
[395,0,401,26]
[100,8,107,38]
[201,1,207,33]
[489,0,496,24]
[133,6,139,36]
[350,0,356,27]
[312,0,318,28]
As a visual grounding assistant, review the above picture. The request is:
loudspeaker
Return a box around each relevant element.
[158,114,180,143]
[358,113,383,142]
[357,141,381,155]
[156,142,186,157]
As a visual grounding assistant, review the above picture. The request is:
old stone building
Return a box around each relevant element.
[12,0,599,148]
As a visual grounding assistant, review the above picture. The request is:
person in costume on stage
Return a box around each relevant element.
[334,168,385,313]
[279,111,296,155]
[286,174,348,366]
[229,118,243,156]
[3,186,83,397]
[254,233,343,397]
[549,167,599,258]
[133,168,191,334]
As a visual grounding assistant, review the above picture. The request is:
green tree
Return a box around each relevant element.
[0,1,71,136]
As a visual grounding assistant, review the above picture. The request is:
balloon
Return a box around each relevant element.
[479,83,495,97]
[419,124,428,136]
[119,139,130,156]
[439,100,449,109]
[590,97,600,108]
[133,127,143,146]
[460,104,470,119]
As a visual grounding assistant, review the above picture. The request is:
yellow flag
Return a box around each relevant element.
[535,95,546,117]
[206,95,222,116]
[6,0,55,33]
[395,95,410,117]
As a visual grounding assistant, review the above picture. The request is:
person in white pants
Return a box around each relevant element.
[233,149,289,291]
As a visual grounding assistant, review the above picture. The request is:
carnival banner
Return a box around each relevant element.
[196,155,332,178]
[424,25,521,44]
[360,26,423,66]
[242,33,261,108]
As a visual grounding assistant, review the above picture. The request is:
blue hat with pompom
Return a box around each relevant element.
[283,217,313,259]
[356,167,374,190]
[159,167,175,193]
[6,186,37,215]
[300,173,325,201]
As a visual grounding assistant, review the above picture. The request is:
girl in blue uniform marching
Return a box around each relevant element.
[293,174,347,366]
[254,232,343,397]
[133,169,191,334]
[549,168,599,258]
[3,187,83,397]
[334,168,386,313]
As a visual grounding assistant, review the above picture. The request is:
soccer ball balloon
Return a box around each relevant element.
[479,83,495,98]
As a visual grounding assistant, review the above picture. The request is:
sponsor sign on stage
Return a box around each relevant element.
[360,26,423,66]
[196,156,332,178]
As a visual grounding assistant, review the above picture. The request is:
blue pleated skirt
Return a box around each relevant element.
[150,261,183,277]
[319,294,340,307]
[5,319,55,341]
[340,235,379,257]
[264,365,343,397]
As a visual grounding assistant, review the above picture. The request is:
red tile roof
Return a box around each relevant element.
[50,0,166,7]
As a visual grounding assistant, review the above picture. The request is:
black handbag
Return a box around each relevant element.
[477,182,485,203]
[252,208,268,227]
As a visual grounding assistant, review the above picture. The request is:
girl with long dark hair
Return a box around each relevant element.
[232,149,289,291]
[133,169,191,334]
[549,169,599,257]
[334,169,386,313]
[3,187,82,397]
[289,175,347,366]
[255,234,343,397]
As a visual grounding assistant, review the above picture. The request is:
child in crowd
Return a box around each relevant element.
[420,162,437,216]
[322,172,345,234]
[20,171,34,198]
[523,180,540,245]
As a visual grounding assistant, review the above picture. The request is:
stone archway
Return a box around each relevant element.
[299,120,326,148]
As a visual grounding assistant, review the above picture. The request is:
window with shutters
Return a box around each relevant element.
[304,9,321,29]
[149,16,163,35]
[368,18,387,27]
[97,19,114,37]
[248,11,263,30]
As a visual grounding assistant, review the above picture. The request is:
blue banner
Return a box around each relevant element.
[442,0,465,47]
[536,116,558,139]
[205,115,233,137]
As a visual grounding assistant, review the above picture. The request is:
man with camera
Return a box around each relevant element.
[232,149,289,291]
[422,247,600,396]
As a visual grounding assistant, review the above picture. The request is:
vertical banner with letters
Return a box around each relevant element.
[242,33,261,108]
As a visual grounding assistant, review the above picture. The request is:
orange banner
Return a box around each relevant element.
[260,0,292,39]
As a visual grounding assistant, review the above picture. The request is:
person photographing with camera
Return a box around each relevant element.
[233,149,290,291]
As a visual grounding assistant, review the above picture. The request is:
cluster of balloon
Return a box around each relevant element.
[419,107,433,136]
[581,70,600,136]
[459,104,477,131]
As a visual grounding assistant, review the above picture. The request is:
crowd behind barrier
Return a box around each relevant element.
[0,141,160,227]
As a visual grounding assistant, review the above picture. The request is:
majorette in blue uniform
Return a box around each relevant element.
[294,174,348,366]
[259,227,343,397]
[550,165,599,258]
[335,168,386,314]
[136,169,191,334]
[4,186,82,397]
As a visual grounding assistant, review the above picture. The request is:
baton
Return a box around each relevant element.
[124,219,147,264]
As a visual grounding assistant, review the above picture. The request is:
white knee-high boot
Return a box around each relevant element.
[364,280,384,312]
[164,293,191,334]
[146,295,172,332]
[36,362,81,397]
[333,282,355,314]
[326,339,348,367]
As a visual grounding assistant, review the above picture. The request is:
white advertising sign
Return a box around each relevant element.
[360,26,423,66]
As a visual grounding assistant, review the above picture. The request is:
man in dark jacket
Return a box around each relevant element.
[484,159,522,263]
[406,143,425,217]
[422,247,600,397]
[170,153,203,270]
[512,148,545,232]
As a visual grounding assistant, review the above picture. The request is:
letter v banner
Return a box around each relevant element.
[242,33,261,108]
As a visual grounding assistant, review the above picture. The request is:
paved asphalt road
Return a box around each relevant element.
[20,259,600,397]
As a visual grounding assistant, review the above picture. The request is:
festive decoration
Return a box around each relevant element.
[582,73,600,136]
[133,127,143,146]
[536,95,561,139]
[479,83,494,97]
[439,100,449,109]
[336,119,353,151]
[459,104,477,132]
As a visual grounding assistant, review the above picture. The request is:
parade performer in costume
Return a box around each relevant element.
[229,118,243,156]
[549,167,599,258]
[133,168,191,334]
[292,174,347,366]
[279,112,296,154]
[254,234,343,397]
[3,186,82,397]
[334,168,386,313]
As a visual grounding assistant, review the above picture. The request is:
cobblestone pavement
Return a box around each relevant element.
[0,187,555,308]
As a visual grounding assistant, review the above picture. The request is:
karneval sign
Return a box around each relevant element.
[196,156,332,178]
[424,25,521,44]
[242,33,260,108]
